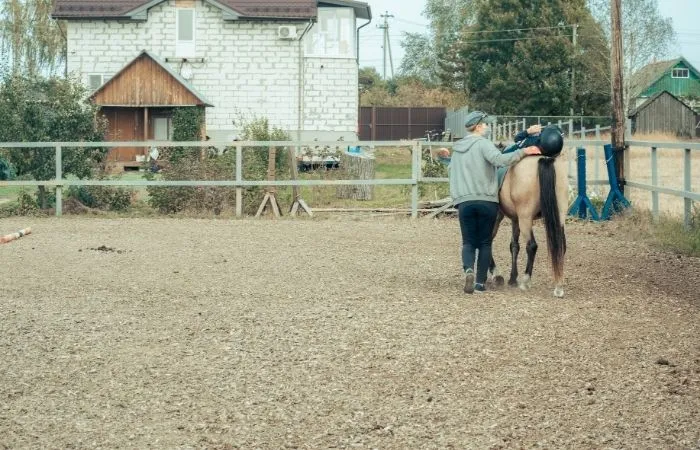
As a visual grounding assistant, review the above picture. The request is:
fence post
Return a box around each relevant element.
[522,118,526,133]
[684,148,692,230]
[651,146,659,222]
[593,124,600,194]
[568,147,600,220]
[411,141,420,219]
[601,144,631,220]
[55,145,62,217]
[235,144,242,218]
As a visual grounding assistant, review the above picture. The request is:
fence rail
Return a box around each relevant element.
[0,139,696,224]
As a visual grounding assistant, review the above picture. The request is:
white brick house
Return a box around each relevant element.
[52,0,372,149]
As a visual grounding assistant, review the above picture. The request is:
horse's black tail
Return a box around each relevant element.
[538,157,565,281]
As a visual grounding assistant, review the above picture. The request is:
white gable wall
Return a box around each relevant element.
[66,0,359,142]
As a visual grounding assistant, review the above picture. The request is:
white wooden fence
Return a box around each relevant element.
[0,139,696,226]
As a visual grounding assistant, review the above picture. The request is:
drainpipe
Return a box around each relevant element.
[297,19,314,143]
[356,18,371,65]
[355,17,372,140]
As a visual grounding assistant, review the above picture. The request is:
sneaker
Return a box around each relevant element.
[474,283,486,293]
[464,269,475,294]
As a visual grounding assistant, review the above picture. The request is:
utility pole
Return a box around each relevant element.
[570,24,578,117]
[610,0,626,192]
[378,11,394,79]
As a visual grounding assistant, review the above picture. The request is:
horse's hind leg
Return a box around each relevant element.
[508,220,520,287]
[524,233,537,286]
[517,217,534,290]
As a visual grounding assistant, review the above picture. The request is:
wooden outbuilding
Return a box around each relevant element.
[628,90,697,138]
[91,50,213,170]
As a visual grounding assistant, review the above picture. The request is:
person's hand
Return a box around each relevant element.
[527,124,542,135]
[437,147,450,158]
[523,145,542,156]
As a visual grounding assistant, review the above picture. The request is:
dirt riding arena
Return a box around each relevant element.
[1,216,698,449]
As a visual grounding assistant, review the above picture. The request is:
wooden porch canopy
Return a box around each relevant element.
[90,50,213,107]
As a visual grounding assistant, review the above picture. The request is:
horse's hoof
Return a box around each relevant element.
[518,275,531,291]
[508,279,518,287]
[493,275,505,287]
[553,287,564,298]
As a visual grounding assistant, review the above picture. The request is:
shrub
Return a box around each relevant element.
[146,115,290,215]
[66,185,134,211]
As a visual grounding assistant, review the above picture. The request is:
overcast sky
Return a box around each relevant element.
[357,0,700,76]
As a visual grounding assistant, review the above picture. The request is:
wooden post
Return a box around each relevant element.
[610,0,626,194]
[594,125,601,194]
[651,146,658,222]
[255,145,282,218]
[411,141,420,218]
[289,141,312,217]
[235,144,242,218]
[55,146,62,217]
[144,107,149,159]
[684,148,691,230]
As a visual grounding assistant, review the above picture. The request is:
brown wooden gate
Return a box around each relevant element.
[358,107,446,141]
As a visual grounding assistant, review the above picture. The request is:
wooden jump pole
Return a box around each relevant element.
[0,227,32,244]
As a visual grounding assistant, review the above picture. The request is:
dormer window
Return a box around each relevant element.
[176,8,196,57]
[672,68,689,78]
[304,7,356,58]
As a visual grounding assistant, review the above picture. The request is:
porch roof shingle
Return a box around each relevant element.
[53,0,318,20]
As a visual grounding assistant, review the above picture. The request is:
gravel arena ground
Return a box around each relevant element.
[1,216,699,449]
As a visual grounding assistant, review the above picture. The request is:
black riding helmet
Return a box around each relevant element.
[538,125,564,156]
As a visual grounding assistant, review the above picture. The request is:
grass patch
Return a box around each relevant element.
[622,208,700,257]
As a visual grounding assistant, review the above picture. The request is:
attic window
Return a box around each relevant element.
[672,68,689,78]
[88,74,111,90]
[304,7,356,59]
[176,8,196,58]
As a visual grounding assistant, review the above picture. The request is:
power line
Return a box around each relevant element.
[393,16,429,27]
[461,24,573,35]
[458,35,573,44]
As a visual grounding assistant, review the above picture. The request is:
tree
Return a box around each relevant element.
[586,0,676,112]
[455,0,610,116]
[397,32,439,86]
[0,0,66,76]
[462,0,574,114]
[398,0,480,92]
[0,73,107,208]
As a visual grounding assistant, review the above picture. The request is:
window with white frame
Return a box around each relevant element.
[176,8,196,57]
[672,68,689,78]
[304,7,355,58]
[88,74,111,90]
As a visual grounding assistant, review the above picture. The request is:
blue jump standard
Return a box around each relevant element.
[601,144,631,220]
[568,147,600,221]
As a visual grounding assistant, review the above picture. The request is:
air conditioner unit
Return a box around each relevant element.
[277,25,298,40]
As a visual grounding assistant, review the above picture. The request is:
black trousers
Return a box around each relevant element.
[457,200,499,284]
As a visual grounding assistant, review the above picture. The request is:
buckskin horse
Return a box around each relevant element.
[488,125,568,298]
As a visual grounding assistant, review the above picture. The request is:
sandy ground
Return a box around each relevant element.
[0,216,698,449]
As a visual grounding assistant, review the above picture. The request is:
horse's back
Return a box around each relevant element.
[499,154,568,220]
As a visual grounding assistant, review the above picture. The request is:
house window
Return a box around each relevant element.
[88,74,111,90]
[153,117,173,141]
[672,68,689,78]
[305,7,355,58]
[176,8,196,57]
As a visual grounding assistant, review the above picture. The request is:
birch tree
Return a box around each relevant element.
[0,0,66,76]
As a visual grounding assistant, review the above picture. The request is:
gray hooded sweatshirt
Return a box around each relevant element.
[448,131,526,205]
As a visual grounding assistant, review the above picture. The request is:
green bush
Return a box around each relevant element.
[419,149,449,200]
[66,185,134,211]
[146,115,290,215]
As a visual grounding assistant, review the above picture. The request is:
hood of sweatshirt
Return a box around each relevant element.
[452,132,485,154]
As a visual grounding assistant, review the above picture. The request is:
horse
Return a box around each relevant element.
[488,130,569,298]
